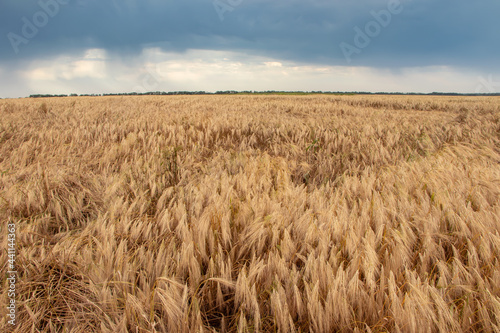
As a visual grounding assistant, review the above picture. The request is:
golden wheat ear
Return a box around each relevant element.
[1,95,499,332]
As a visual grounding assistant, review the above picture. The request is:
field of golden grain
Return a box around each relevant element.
[1,95,500,332]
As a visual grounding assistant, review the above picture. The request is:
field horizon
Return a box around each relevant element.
[1,95,500,332]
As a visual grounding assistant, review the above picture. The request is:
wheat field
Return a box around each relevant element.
[1,95,500,332]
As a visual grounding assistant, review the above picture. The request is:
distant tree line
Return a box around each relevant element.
[28,91,500,98]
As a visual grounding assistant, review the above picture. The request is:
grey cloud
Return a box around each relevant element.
[0,0,499,70]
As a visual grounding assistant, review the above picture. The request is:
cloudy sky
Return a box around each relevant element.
[1,0,499,98]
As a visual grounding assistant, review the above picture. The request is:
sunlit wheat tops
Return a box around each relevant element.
[1,95,500,332]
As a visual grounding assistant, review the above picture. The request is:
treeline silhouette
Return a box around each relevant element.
[28,91,500,98]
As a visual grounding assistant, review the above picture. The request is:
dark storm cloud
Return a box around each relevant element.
[0,0,499,69]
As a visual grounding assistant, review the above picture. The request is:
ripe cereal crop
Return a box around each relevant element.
[1,95,499,332]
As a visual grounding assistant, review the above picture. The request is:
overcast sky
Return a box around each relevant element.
[1,0,499,98]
